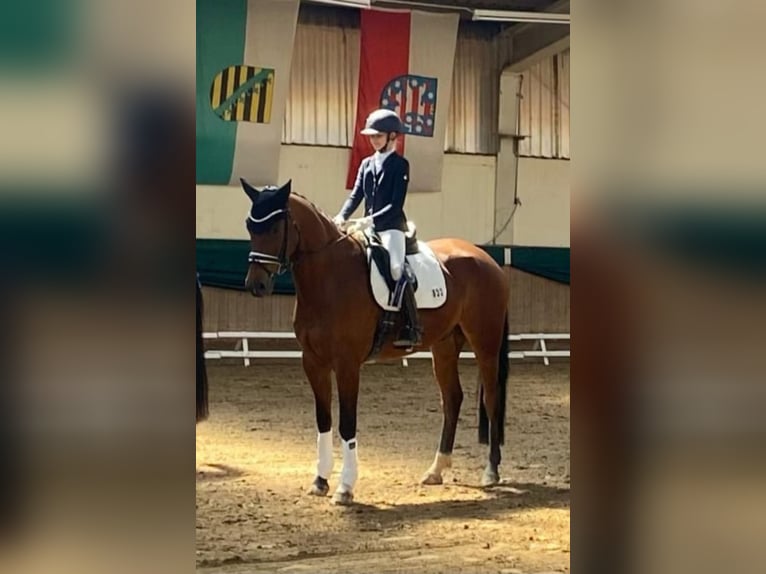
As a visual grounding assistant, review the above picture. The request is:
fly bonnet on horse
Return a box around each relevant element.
[242,178,291,234]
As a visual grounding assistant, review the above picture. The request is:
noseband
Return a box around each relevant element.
[246,208,292,277]
[246,203,348,279]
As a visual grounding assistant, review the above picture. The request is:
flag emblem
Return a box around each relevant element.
[380,74,438,137]
[209,65,275,123]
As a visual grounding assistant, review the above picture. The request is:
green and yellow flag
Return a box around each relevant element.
[196,0,299,185]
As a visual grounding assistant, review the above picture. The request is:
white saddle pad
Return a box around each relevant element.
[369,241,447,312]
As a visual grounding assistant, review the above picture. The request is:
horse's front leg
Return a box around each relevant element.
[332,361,361,505]
[303,352,333,496]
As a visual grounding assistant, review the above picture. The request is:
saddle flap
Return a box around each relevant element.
[367,241,447,312]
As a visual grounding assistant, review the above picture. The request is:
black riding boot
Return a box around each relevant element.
[393,279,422,348]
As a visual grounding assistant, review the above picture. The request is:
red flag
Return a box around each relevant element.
[346,10,410,189]
[346,9,459,193]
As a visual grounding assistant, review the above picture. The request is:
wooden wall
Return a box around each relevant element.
[201,268,569,334]
[506,268,570,333]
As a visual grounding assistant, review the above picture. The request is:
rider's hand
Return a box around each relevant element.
[347,216,374,235]
[332,214,346,227]
[359,216,374,229]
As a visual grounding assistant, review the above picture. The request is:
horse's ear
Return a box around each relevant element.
[275,179,292,204]
[240,178,259,203]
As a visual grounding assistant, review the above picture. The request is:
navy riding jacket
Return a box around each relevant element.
[339,152,410,232]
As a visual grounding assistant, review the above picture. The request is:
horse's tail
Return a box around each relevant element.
[478,314,509,445]
[196,279,209,423]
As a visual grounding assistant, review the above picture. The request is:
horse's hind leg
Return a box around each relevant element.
[462,321,507,487]
[303,352,333,497]
[477,354,502,486]
[421,329,465,485]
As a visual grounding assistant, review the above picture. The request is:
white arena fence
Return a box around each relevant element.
[203,331,569,367]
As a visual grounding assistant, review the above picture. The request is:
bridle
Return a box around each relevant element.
[246,208,292,277]
[246,204,346,280]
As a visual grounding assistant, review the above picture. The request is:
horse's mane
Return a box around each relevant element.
[290,191,367,251]
[290,191,334,224]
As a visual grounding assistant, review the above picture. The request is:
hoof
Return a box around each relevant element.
[309,476,329,496]
[481,468,500,487]
[420,472,443,485]
[331,490,354,506]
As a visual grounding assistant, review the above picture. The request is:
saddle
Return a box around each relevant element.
[368,229,418,295]
[355,223,448,313]
[354,223,447,359]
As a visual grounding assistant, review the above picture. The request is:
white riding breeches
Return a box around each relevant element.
[378,229,406,281]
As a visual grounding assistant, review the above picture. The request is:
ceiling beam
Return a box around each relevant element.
[306,0,571,24]
[472,9,569,24]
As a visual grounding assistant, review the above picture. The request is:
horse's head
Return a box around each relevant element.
[241,178,298,297]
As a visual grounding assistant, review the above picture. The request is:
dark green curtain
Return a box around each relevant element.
[196,239,572,291]
[510,247,570,284]
[196,238,296,293]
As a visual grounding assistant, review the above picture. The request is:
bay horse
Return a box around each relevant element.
[197,275,209,423]
[242,179,510,505]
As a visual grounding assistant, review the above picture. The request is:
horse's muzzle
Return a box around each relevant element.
[248,277,273,297]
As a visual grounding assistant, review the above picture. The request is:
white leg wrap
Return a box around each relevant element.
[317,431,333,479]
[338,438,358,493]
[427,452,452,476]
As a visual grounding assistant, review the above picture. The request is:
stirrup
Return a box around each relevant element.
[393,326,422,348]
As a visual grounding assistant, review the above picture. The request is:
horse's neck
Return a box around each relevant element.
[290,197,364,304]
[291,196,339,248]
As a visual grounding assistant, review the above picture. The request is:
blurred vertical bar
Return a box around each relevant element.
[0,0,194,573]
[573,1,766,573]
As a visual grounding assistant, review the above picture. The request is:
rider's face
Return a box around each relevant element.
[368,133,387,151]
